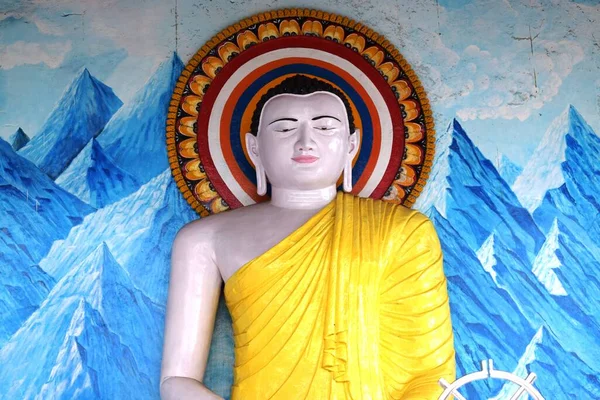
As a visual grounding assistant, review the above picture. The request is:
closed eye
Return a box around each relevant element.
[275,127,297,133]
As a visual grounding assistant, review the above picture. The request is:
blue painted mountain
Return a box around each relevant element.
[97,53,184,184]
[55,138,140,208]
[40,169,197,305]
[473,224,600,395]
[52,243,164,374]
[8,127,29,151]
[0,220,55,348]
[428,201,600,399]
[496,154,522,186]
[19,68,122,179]
[425,208,534,398]
[0,138,92,344]
[0,244,158,399]
[533,219,600,324]
[415,118,600,397]
[414,119,545,262]
[37,299,151,399]
[514,106,600,238]
[35,171,234,398]
[493,327,600,399]
[0,138,92,262]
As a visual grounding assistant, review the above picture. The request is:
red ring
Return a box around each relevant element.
[197,36,404,208]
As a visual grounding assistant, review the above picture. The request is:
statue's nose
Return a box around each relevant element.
[295,124,315,152]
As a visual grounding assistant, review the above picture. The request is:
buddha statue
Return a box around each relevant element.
[160,75,455,400]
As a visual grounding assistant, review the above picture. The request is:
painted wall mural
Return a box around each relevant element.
[1,0,599,399]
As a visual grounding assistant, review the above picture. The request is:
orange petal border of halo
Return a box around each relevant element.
[166,8,436,217]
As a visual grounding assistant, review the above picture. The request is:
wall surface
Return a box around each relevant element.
[1,0,599,398]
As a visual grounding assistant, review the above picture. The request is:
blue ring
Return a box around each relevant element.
[229,64,373,186]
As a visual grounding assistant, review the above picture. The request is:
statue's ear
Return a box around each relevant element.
[343,129,361,193]
[348,129,360,159]
[245,132,267,196]
[245,133,260,166]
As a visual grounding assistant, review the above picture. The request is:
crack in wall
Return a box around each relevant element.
[512,24,542,95]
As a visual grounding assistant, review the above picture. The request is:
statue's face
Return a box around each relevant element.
[248,92,358,191]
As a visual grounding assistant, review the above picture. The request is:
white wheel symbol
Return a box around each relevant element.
[438,359,545,400]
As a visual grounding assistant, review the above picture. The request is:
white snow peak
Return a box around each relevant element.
[490,326,545,400]
[476,234,499,285]
[413,119,455,217]
[513,105,590,212]
[531,219,568,296]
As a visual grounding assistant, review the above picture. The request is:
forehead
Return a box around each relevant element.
[260,92,348,121]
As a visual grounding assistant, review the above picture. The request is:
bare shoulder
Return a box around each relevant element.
[173,204,264,254]
[172,213,225,264]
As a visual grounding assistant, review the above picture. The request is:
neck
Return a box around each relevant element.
[269,186,337,210]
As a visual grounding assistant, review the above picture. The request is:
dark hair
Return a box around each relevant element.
[250,74,356,135]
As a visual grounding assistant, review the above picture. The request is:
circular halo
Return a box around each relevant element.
[167,9,435,216]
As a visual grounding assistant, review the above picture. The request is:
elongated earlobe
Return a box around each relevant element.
[343,129,360,193]
[256,164,267,196]
[343,158,353,192]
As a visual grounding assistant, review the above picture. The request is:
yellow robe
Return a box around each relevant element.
[224,193,455,399]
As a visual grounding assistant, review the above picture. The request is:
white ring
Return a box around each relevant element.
[207,47,394,205]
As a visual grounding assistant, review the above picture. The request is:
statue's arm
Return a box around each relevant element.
[382,212,455,398]
[160,221,223,400]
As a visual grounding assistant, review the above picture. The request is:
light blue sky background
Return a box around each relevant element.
[1,0,598,166]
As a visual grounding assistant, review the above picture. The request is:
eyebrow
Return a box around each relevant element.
[268,118,298,125]
[311,115,341,122]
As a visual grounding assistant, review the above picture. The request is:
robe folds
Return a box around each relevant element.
[224,192,455,399]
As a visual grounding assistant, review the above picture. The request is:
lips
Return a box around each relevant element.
[291,155,319,163]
